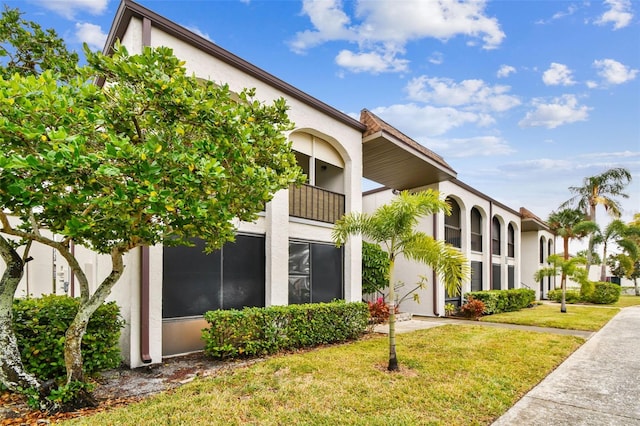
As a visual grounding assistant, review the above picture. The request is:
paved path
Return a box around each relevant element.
[375,307,640,424]
[492,306,640,425]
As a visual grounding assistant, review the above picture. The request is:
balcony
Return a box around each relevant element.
[289,184,345,224]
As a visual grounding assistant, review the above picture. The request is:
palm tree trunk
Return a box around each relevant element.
[600,241,608,282]
[561,237,569,313]
[387,258,398,371]
[586,203,596,270]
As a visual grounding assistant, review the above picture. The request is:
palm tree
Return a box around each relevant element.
[609,216,640,295]
[561,167,632,268]
[546,208,597,312]
[333,190,469,371]
[593,219,627,282]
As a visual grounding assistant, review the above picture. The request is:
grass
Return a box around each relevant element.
[613,294,640,308]
[64,326,583,425]
[480,303,619,331]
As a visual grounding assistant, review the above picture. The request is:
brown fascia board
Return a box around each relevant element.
[104,0,366,132]
[360,109,455,174]
[450,178,520,217]
[519,207,551,232]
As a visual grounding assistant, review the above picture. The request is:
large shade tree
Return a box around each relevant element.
[0,6,80,406]
[0,42,302,408]
[545,208,597,312]
[561,167,632,268]
[333,190,469,371]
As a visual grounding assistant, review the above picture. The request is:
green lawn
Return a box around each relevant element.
[613,295,640,308]
[480,304,619,331]
[64,326,582,425]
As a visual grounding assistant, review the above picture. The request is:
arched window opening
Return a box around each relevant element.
[445,197,461,248]
[539,237,546,263]
[492,217,501,255]
[507,224,515,258]
[470,208,482,252]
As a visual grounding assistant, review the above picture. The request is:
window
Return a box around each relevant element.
[492,263,501,290]
[470,208,482,252]
[162,235,265,319]
[507,224,515,258]
[492,217,501,255]
[288,241,343,304]
[471,261,483,292]
[445,197,461,248]
[508,265,515,289]
[539,237,545,263]
[548,239,553,259]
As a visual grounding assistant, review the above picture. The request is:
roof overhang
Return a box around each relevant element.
[362,130,457,190]
[521,217,551,232]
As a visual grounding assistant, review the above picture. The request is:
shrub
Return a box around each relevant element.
[547,289,582,304]
[362,241,389,295]
[465,289,535,315]
[12,295,124,381]
[367,297,390,325]
[588,282,621,304]
[202,301,368,359]
[460,297,485,320]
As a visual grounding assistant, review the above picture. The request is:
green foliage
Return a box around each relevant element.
[0,43,303,254]
[361,241,389,295]
[548,289,582,304]
[202,301,368,359]
[444,303,457,316]
[0,6,79,80]
[460,297,486,320]
[465,289,535,315]
[547,283,621,304]
[588,282,621,304]
[367,297,391,325]
[12,295,124,380]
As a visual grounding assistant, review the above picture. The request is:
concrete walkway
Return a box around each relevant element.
[374,307,640,424]
[493,306,640,425]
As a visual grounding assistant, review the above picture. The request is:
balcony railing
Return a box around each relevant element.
[444,225,461,248]
[289,184,345,224]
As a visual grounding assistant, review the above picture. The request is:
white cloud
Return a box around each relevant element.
[595,0,633,30]
[542,63,576,86]
[428,51,444,65]
[184,25,212,42]
[586,80,599,89]
[593,59,638,84]
[32,0,108,19]
[426,136,515,158]
[75,22,107,51]
[497,65,516,78]
[371,103,494,137]
[406,76,521,112]
[335,49,408,73]
[506,158,574,171]
[290,0,505,73]
[519,95,591,129]
[536,4,579,24]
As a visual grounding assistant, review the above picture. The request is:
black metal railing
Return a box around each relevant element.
[289,184,345,224]
[444,225,461,248]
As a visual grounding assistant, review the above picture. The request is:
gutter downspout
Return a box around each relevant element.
[432,213,439,316]
[140,246,151,364]
[140,17,152,365]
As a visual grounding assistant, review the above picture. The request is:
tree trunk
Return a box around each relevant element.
[586,203,596,270]
[634,278,639,296]
[63,249,124,387]
[600,241,608,282]
[387,258,398,371]
[0,236,41,392]
[561,236,568,313]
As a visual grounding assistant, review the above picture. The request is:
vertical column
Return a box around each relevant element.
[265,190,290,306]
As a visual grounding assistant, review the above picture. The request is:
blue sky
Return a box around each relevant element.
[8,0,640,231]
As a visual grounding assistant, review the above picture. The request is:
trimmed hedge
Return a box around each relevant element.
[589,282,621,304]
[464,289,536,315]
[547,289,581,304]
[202,301,368,359]
[12,295,124,381]
[548,283,621,304]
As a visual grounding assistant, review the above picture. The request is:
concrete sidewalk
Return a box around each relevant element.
[492,306,640,425]
[374,308,640,424]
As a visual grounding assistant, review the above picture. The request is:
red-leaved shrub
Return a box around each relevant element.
[460,296,486,321]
